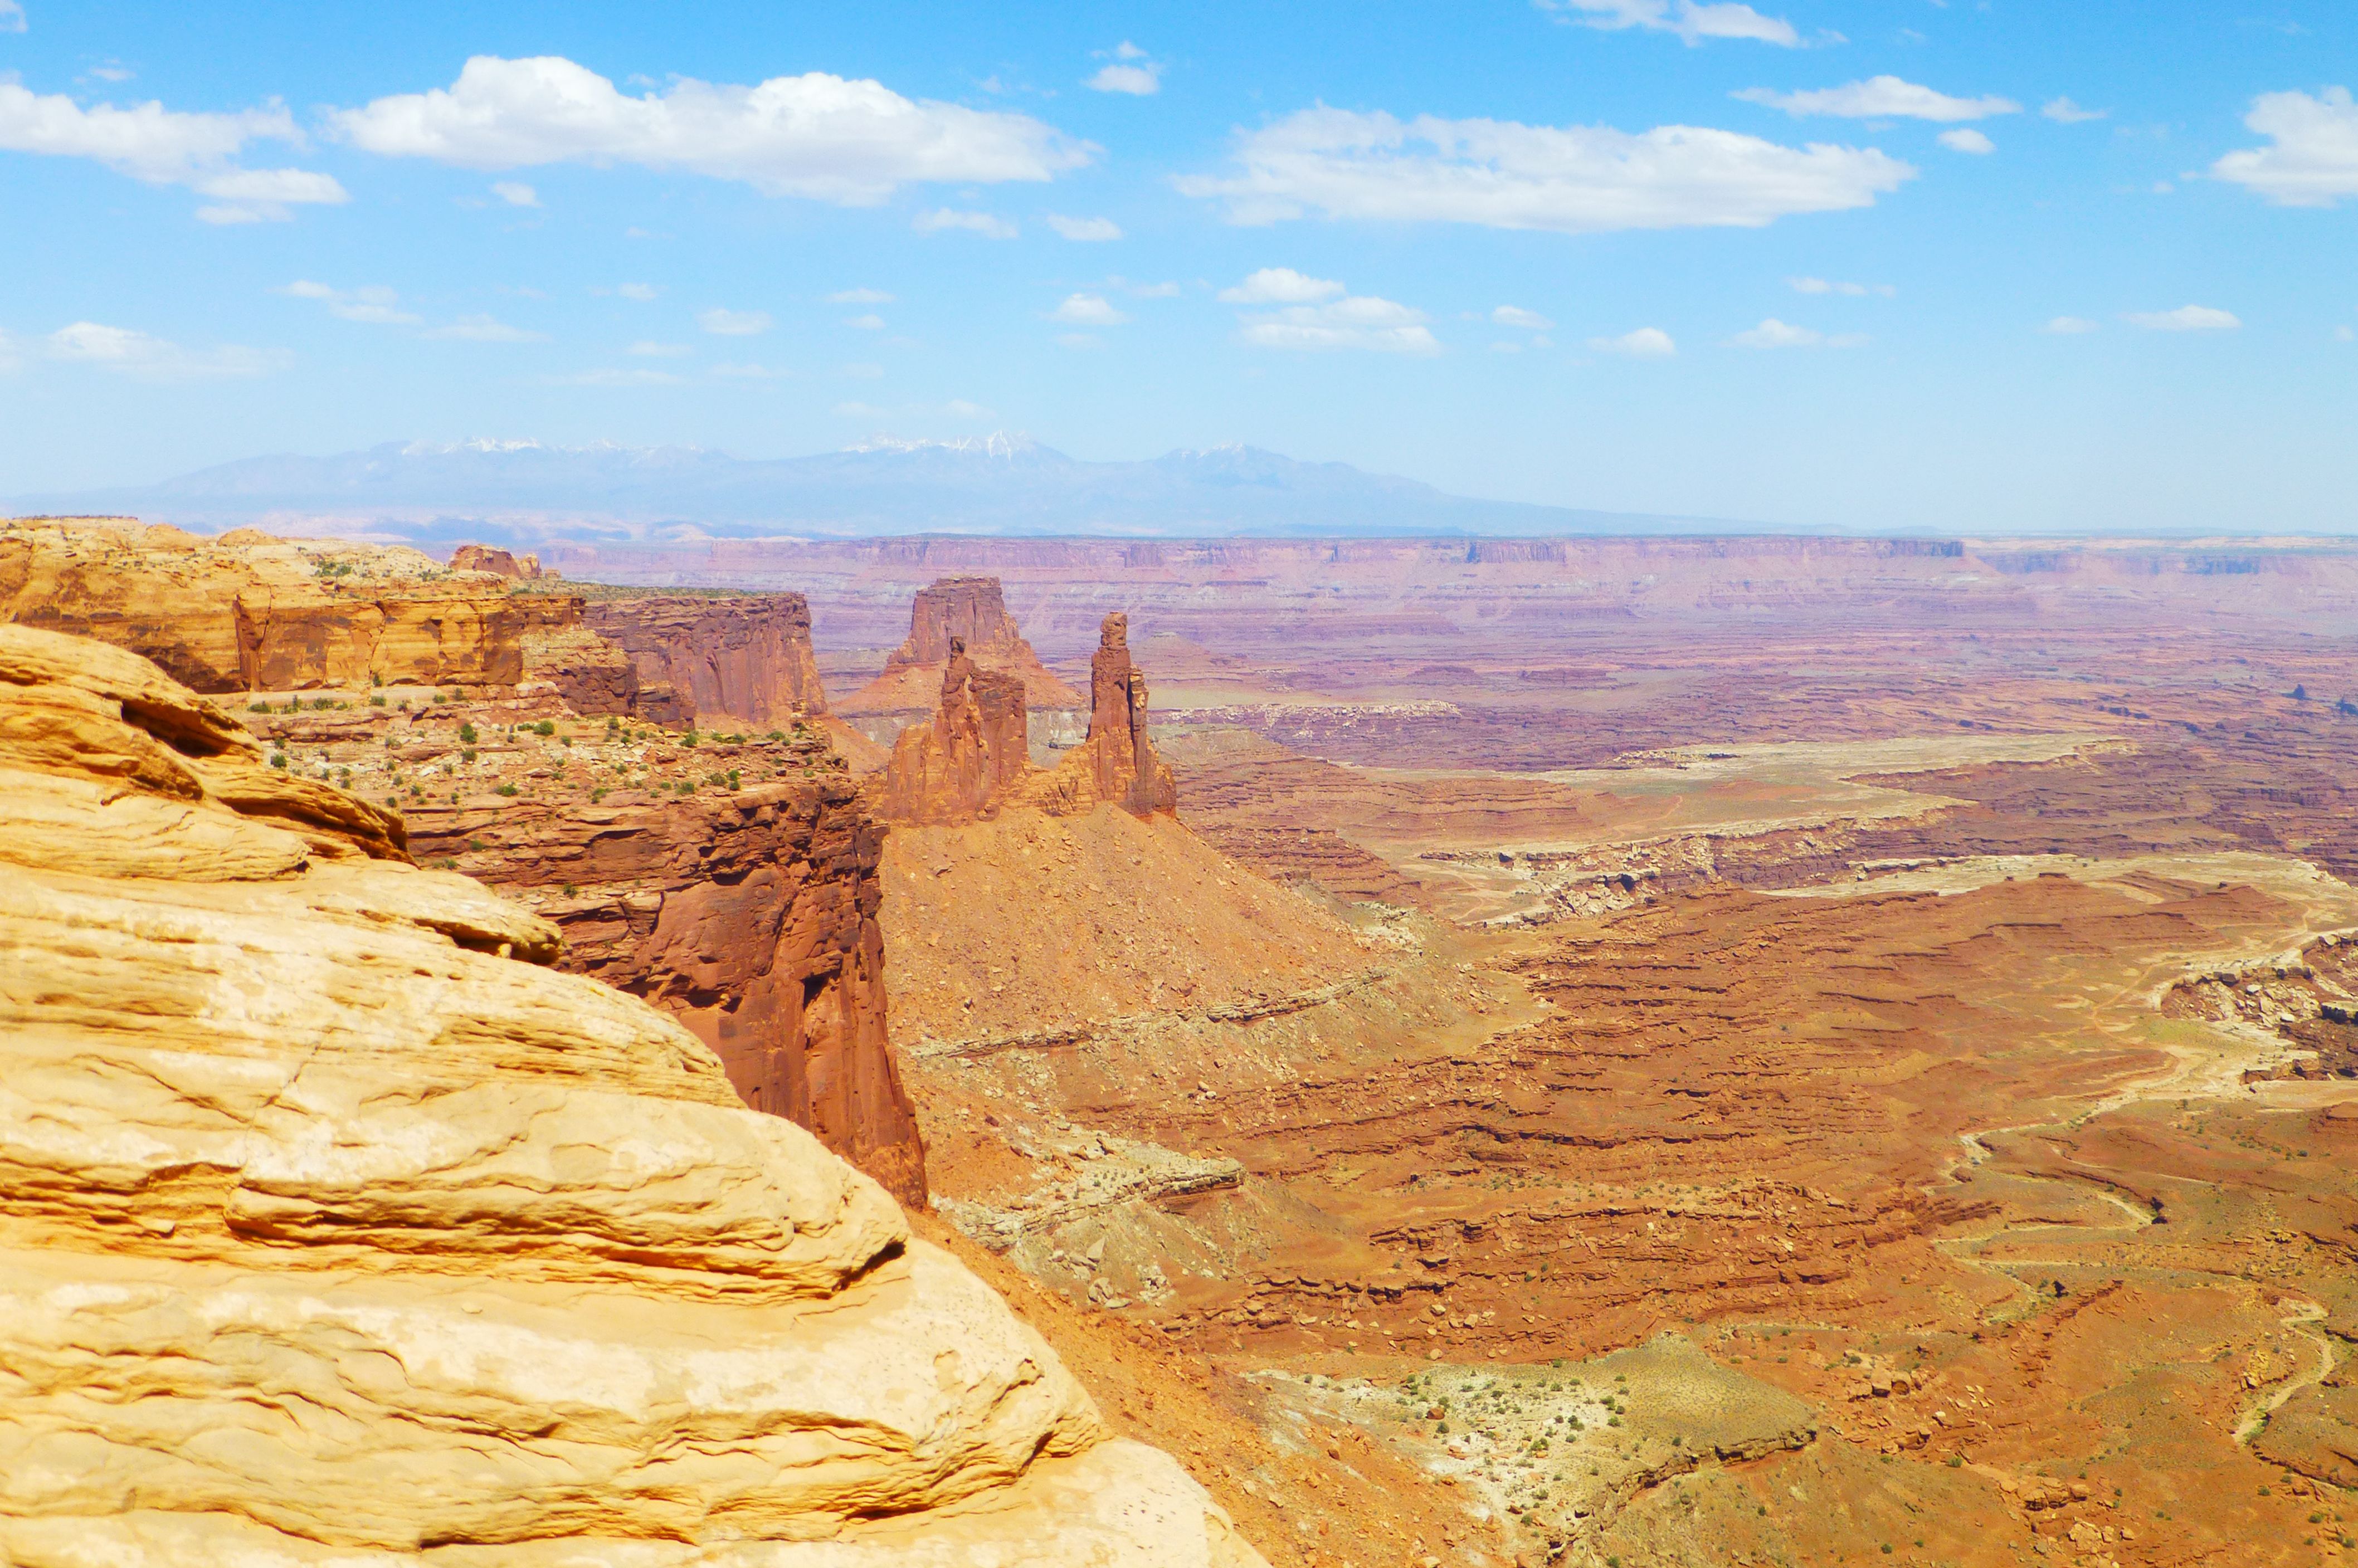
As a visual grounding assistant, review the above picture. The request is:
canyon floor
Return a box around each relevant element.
[854,595,2358,1568]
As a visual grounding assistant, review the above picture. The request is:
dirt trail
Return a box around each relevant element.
[2238,1299,2333,1445]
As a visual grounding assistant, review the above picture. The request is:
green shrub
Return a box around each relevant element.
[461,748,478,763]
[247,701,269,713]
[458,722,478,744]
[534,720,556,736]
[495,783,520,797]
[268,753,287,769]
[369,693,386,707]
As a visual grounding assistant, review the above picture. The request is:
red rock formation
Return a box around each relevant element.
[587,593,828,725]
[1030,612,1177,816]
[840,575,1082,714]
[874,638,1030,824]
[1,517,622,698]
[406,750,927,1206]
[449,543,545,579]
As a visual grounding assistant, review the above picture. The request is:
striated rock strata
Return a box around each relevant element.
[588,591,830,725]
[841,575,1082,715]
[0,621,1264,1567]
[1,518,647,716]
[406,755,930,1209]
[874,638,1031,824]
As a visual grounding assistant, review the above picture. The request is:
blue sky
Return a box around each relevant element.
[2,1,2354,533]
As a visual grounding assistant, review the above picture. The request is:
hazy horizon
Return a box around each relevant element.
[4,2,2355,534]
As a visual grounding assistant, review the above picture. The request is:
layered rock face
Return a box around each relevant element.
[874,638,1031,824]
[406,756,929,1208]
[841,575,1082,715]
[1031,611,1178,816]
[587,591,829,725]
[0,622,1264,1567]
[449,541,547,578]
[0,518,641,712]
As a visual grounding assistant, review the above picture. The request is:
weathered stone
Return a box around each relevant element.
[0,621,1265,1567]
[874,639,1031,824]
[840,575,1081,714]
[1028,611,1177,817]
[587,592,829,724]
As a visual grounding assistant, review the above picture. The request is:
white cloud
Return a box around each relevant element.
[1089,63,1161,95]
[0,82,348,221]
[913,207,1018,238]
[0,2,24,33]
[1536,0,1800,47]
[1050,292,1129,325]
[1236,291,1440,354]
[1729,317,1863,348]
[2211,87,2358,208]
[827,287,893,304]
[1789,276,1894,296]
[2122,305,2240,332]
[543,367,684,386]
[1218,267,1344,304]
[697,306,773,335]
[627,340,691,356]
[1088,42,1162,95]
[1733,76,2020,122]
[330,55,1092,204]
[276,280,421,325]
[844,312,886,330]
[1179,108,1913,233]
[426,313,546,342]
[2042,97,2107,124]
[1588,326,1677,356]
[85,63,135,85]
[490,179,539,207]
[46,320,287,380]
[1048,213,1123,241]
[592,281,661,301]
[1493,305,1555,330]
[942,399,993,419]
[2042,316,2099,335]
[1938,128,1995,155]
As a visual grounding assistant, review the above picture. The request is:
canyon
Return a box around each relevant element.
[0,620,1261,1565]
[8,513,2358,1566]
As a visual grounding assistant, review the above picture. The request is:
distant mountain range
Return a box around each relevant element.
[6,435,1755,543]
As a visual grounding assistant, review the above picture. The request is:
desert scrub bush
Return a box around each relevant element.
[534,720,556,736]
[458,722,478,744]
[495,783,520,797]
[460,748,478,763]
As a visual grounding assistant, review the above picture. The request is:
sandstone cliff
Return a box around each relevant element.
[841,574,1083,715]
[1028,610,1178,817]
[0,622,1265,1567]
[406,744,929,1209]
[1,518,640,714]
[874,639,1032,824]
[588,590,830,725]
[449,541,547,578]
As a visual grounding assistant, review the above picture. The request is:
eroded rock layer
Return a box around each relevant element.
[841,575,1082,715]
[875,639,1031,824]
[405,751,930,1209]
[587,590,830,724]
[1,518,645,716]
[1027,612,1177,817]
[0,622,1265,1568]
